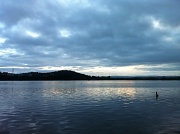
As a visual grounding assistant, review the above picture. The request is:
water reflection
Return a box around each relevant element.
[117,88,136,97]
[42,81,137,101]
[43,88,76,97]
[0,81,180,134]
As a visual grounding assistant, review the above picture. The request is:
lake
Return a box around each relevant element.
[0,80,180,134]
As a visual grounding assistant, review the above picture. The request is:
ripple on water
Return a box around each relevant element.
[0,81,180,134]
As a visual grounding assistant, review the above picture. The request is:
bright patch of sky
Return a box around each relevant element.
[59,29,71,38]
[0,37,7,44]
[0,48,23,57]
[57,0,91,8]
[26,30,40,38]
[0,22,5,29]
[163,36,173,42]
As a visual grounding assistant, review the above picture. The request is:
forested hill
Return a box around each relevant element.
[0,70,93,80]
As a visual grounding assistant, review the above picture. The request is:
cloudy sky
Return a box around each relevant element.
[0,0,180,76]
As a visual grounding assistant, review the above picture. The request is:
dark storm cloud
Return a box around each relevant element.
[0,0,180,74]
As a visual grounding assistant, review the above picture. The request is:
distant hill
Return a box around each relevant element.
[0,70,93,80]
[0,70,180,80]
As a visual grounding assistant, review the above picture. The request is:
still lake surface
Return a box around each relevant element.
[0,80,180,134]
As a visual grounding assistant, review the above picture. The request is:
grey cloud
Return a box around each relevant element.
[0,0,180,74]
[136,64,180,72]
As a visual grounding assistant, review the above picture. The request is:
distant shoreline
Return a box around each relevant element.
[0,70,180,81]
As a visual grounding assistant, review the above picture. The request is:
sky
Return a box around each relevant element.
[0,0,180,76]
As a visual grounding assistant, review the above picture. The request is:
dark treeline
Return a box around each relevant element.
[0,70,180,81]
[0,70,92,80]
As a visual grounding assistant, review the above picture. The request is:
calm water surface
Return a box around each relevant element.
[0,80,180,134]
